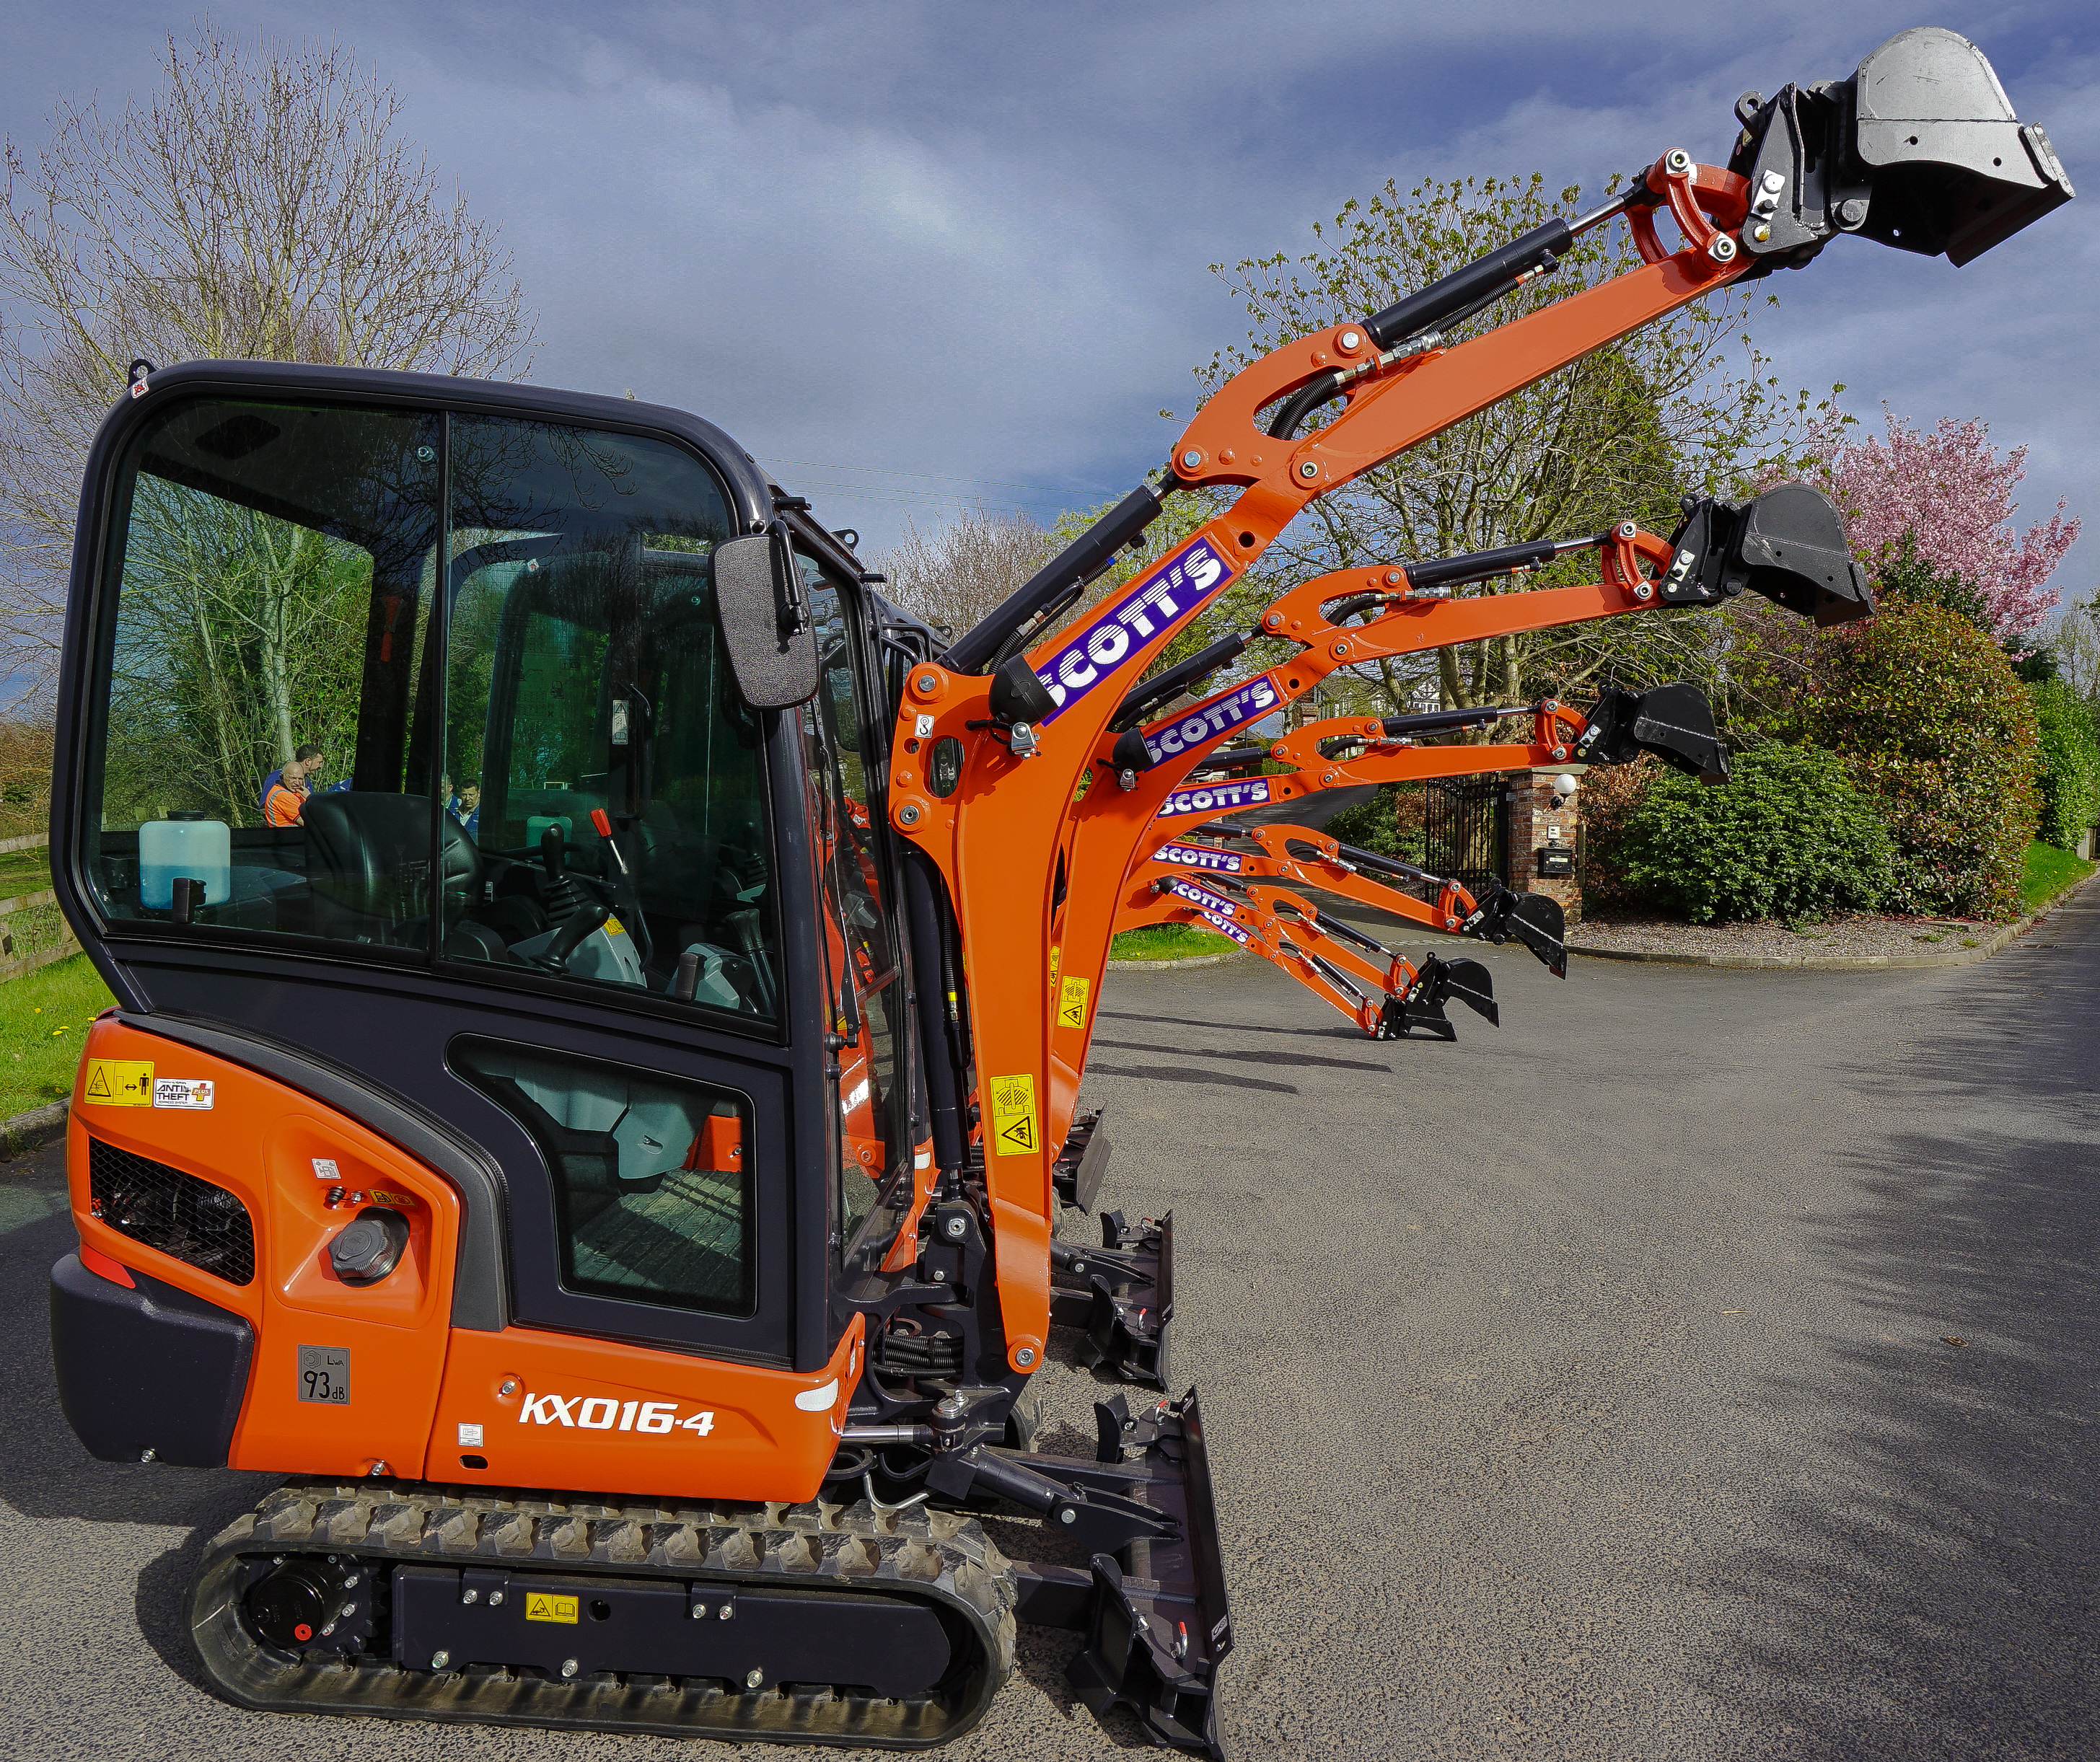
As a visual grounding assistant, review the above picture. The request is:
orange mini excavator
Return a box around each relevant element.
[45,27,2069,1758]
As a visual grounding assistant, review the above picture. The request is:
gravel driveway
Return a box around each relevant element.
[3,888,2095,1760]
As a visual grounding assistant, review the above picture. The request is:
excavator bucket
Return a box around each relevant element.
[1379,953,1497,1041]
[1851,27,2074,266]
[1576,682,1729,785]
[1734,27,2073,270]
[1664,484,1874,627]
[1463,883,1567,979]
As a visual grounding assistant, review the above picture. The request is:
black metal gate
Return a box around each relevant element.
[1423,776,1508,892]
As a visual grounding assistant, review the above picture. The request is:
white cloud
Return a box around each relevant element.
[4,0,2091,584]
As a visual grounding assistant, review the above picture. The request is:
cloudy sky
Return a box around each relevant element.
[5,1,2094,595]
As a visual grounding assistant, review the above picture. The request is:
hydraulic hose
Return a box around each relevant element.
[945,483,1164,673]
[1110,634,1249,731]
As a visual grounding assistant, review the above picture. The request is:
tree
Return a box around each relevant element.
[876,505,1055,640]
[0,24,535,702]
[1806,412,2079,643]
[1804,604,2040,920]
[1192,174,1837,720]
[2052,594,2100,705]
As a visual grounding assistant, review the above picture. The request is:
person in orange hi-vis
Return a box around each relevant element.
[263,756,308,827]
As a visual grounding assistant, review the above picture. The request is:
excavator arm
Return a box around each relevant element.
[888,28,2071,1389]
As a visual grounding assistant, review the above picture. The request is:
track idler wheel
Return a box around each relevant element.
[245,1556,353,1647]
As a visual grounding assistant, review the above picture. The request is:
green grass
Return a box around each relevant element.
[1108,922,1239,962]
[0,849,53,897]
[2021,840,2094,915]
[0,953,116,1118]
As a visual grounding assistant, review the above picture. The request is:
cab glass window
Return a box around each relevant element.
[452,1038,754,1316]
[76,397,782,1029]
[797,557,908,1247]
[439,417,778,1023]
[82,399,441,946]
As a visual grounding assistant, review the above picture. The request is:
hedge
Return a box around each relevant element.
[2029,678,2100,850]
[1322,783,1427,866]
[1803,603,2040,919]
[1614,744,1895,925]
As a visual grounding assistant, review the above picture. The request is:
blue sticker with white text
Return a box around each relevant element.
[1035,537,1233,722]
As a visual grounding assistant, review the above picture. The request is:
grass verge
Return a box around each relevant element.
[1108,923,1239,962]
[2021,841,2094,915]
[0,953,115,1118]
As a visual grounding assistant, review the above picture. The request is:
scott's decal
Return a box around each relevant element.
[1163,876,1239,916]
[1034,537,1232,721]
[1156,777,1271,819]
[1141,674,1277,765]
[1157,842,1244,873]
[1183,902,1254,946]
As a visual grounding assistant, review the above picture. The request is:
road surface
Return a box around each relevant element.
[3,891,2095,1758]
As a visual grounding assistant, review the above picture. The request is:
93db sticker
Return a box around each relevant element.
[297,1344,350,1404]
[988,1072,1039,1155]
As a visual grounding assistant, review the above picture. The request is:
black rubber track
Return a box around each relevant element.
[186,1479,1016,1748]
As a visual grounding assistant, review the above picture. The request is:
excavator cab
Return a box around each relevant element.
[55,361,929,1447]
[50,362,1229,1753]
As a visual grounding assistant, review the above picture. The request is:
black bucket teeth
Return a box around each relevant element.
[1729,27,2070,272]
[1376,953,1498,1040]
[1850,27,2074,266]
[1664,485,1874,628]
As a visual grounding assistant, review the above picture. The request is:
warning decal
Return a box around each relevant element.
[153,1078,214,1110]
[988,1072,1039,1156]
[525,1593,578,1624]
[83,1060,153,1106]
[1058,974,1090,1032]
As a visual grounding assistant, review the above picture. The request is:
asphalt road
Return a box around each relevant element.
[4,891,2097,1761]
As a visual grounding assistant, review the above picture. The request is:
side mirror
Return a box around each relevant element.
[712,526,817,709]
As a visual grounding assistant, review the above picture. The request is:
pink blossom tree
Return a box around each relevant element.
[1806,413,2080,641]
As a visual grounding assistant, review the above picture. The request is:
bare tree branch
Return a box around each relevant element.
[0,22,536,701]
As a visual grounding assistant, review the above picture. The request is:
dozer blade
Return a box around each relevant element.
[1664,484,1874,627]
[1578,682,1728,785]
[1050,1210,1174,1388]
[1008,1390,1233,1760]
[1734,27,2072,272]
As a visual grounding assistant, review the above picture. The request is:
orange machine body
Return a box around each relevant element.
[69,1016,858,1503]
[889,170,1748,1365]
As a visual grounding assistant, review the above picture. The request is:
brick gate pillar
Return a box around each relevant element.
[1505,767,1586,924]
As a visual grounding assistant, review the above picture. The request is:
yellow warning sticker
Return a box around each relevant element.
[1048,944,1061,989]
[1058,974,1090,1032]
[988,1072,1039,1156]
[603,915,624,936]
[525,1593,578,1624]
[82,1060,154,1106]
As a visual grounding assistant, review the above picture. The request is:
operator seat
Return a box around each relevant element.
[299,792,482,946]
